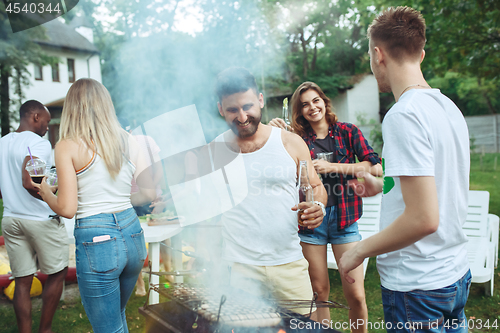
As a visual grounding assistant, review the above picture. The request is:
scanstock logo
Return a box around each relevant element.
[3,0,79,33]
[132,105,249,227]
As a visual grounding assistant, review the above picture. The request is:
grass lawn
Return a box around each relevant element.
[0,153,499,332]
[0,282,148,333]
[329,153,500,332]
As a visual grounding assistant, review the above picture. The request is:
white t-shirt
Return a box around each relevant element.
[0,131,54,221]
[377,89,470,292]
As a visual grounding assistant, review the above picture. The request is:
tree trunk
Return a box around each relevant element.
[311,34,318,73]
[299,30,308,78]
[478,77,496,114]
[483,94,497,114]
[0,63,10,136]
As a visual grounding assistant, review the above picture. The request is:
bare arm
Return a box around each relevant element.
[283,130,327,229]
[39,140,79,218]
[269,118,294,132]
[313,160,383,177]
[338,176,439,283]
[347,171,383,197]
[313,123,382,177]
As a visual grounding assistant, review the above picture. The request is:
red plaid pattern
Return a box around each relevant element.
[303,122,381,230]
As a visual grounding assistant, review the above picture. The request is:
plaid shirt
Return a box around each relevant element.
[303,122,381,230]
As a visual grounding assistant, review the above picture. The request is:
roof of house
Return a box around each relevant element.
[68,15,93,29]
[348,73,370,86]
[265,74,374,99]
[34,19,98,54]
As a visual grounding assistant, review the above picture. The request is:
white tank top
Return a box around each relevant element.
[216,127,303,266]
[76,151,135,219]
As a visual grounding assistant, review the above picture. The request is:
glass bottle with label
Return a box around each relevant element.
[298,160,314,235]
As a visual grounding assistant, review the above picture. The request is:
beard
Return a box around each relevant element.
[229,113,262,139]
[376,77,391,93]
[372,67,391,93]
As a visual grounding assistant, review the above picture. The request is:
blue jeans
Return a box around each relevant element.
[299,206,362,245]
[74,208,147,333]
[381,270,472,333]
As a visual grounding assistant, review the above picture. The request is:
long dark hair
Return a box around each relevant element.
[291,81,338,137]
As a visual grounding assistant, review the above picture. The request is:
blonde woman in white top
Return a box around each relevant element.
[39,78,155,333]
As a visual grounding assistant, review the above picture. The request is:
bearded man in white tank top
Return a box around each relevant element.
[214,68,327,320]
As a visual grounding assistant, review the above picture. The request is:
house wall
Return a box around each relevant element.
[330,75,380,125]
[346,74,380,124]
[7,47,101,146]
[330,92,349,122]
[19,48,101,105]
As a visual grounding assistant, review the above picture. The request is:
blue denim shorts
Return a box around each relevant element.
[299,206,362,245]
[381,270,472,333]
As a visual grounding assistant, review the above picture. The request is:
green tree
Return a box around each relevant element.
[0,2,55,135]
[373,0,500,114]
[60,0,127,116]
[428,72,499,116]
[259,0,379,95]
[76,0,284,121]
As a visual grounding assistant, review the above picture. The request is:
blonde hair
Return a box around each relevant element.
[291,81,338,138]
[59,78,128,179]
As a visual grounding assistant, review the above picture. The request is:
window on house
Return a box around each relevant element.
[34,64,43,81]
[67,58,75,83]
[52,64,60,82]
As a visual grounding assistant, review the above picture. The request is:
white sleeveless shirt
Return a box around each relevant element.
[76,151,135,219]
[215,127,303,266]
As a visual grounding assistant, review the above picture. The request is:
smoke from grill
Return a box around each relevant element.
[92,0,294,320]
[79,0,343,326]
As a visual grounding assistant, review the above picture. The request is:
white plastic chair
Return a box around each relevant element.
[463,191,490,239]
[488,214,499,268]
[464,191,495,296]
[326,193,382,278]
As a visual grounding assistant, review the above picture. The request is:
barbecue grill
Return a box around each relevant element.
[140,281,345,333]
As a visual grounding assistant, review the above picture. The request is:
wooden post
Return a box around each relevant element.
[494,156,497,171]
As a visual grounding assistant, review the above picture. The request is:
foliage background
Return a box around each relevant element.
[2,0,498,134]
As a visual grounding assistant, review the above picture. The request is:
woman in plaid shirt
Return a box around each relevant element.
[270,81,382,330]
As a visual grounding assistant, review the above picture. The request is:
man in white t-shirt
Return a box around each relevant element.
[338,7,471,333]
[0,100,68,333]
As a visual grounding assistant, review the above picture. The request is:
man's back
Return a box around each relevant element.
[378,88,470,291]
[0,131,53,220]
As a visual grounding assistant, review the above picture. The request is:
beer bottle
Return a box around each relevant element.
[298,160,314,235]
